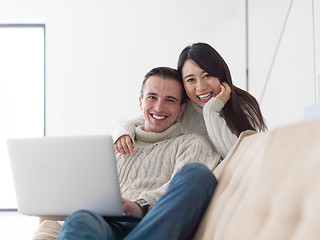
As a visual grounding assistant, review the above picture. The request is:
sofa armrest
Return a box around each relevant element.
[195,119,320,240]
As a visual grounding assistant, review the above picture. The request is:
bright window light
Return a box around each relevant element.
[0,25,45,209]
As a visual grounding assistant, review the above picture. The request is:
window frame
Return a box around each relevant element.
[0,23,46,212]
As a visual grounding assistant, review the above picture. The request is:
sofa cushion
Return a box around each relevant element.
[31,220,61,240]
[195,119,320,240]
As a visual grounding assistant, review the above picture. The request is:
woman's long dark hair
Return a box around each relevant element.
[177,42,267,136]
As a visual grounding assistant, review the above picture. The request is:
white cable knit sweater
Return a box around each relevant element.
[113,97,238,158]
[116,122,220,208]
[183,98,238,158]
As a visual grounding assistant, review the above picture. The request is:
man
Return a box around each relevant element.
[57,67,220,240]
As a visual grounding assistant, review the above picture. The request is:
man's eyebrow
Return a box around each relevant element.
[146,92,158,97]
[165,96,179,102]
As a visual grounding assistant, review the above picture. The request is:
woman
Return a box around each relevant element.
[114,42,267,158]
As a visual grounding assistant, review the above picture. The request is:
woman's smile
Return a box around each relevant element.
[197,92,213,102]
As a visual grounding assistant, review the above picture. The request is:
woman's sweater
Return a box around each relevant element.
[116,122,220,208]
[113,97,237,158]
[182,98,238,158]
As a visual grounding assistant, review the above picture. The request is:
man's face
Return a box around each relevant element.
[139,76,186,133]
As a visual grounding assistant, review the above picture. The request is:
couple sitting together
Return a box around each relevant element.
[57,42,266,240]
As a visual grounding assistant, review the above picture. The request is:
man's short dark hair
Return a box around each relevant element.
[140,67,187,105]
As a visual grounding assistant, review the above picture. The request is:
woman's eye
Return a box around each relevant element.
[204,74,209,79]
[186,78,194,82]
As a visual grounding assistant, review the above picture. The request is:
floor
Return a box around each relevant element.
[0,211,39,240]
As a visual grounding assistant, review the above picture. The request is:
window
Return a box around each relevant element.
[0,24,45,209]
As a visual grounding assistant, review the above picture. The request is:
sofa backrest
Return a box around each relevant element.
[195,119,320,240]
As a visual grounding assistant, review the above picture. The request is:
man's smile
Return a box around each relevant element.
[151,114,167,120]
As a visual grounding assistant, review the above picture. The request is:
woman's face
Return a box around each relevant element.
[181,59,221,108]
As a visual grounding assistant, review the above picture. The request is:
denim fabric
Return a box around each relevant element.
[57,162,217,240]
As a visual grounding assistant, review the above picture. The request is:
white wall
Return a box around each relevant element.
[314,0,320,102]
[249,0,316,129]
[0,0,246,136]
[0,0,317,135]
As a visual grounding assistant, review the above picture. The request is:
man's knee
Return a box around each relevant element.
[180,162,214,177]
[180,162,218,188]
[64,210,99,227]
[182,162,209,172]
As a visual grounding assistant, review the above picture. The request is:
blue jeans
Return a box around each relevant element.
[57,162,218,240]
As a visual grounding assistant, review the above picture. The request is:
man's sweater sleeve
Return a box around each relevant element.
[112,116,145,144]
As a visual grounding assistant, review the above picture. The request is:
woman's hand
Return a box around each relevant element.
[215,82,231,105]
[114,135,134,155]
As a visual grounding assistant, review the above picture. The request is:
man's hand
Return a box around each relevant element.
[122,198,142,217]
[215,82,231,105]
[114,135,134,155]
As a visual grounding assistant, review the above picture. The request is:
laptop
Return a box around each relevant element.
[7,135,129,219]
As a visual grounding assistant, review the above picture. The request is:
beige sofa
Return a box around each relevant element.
[32,118,320,240]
